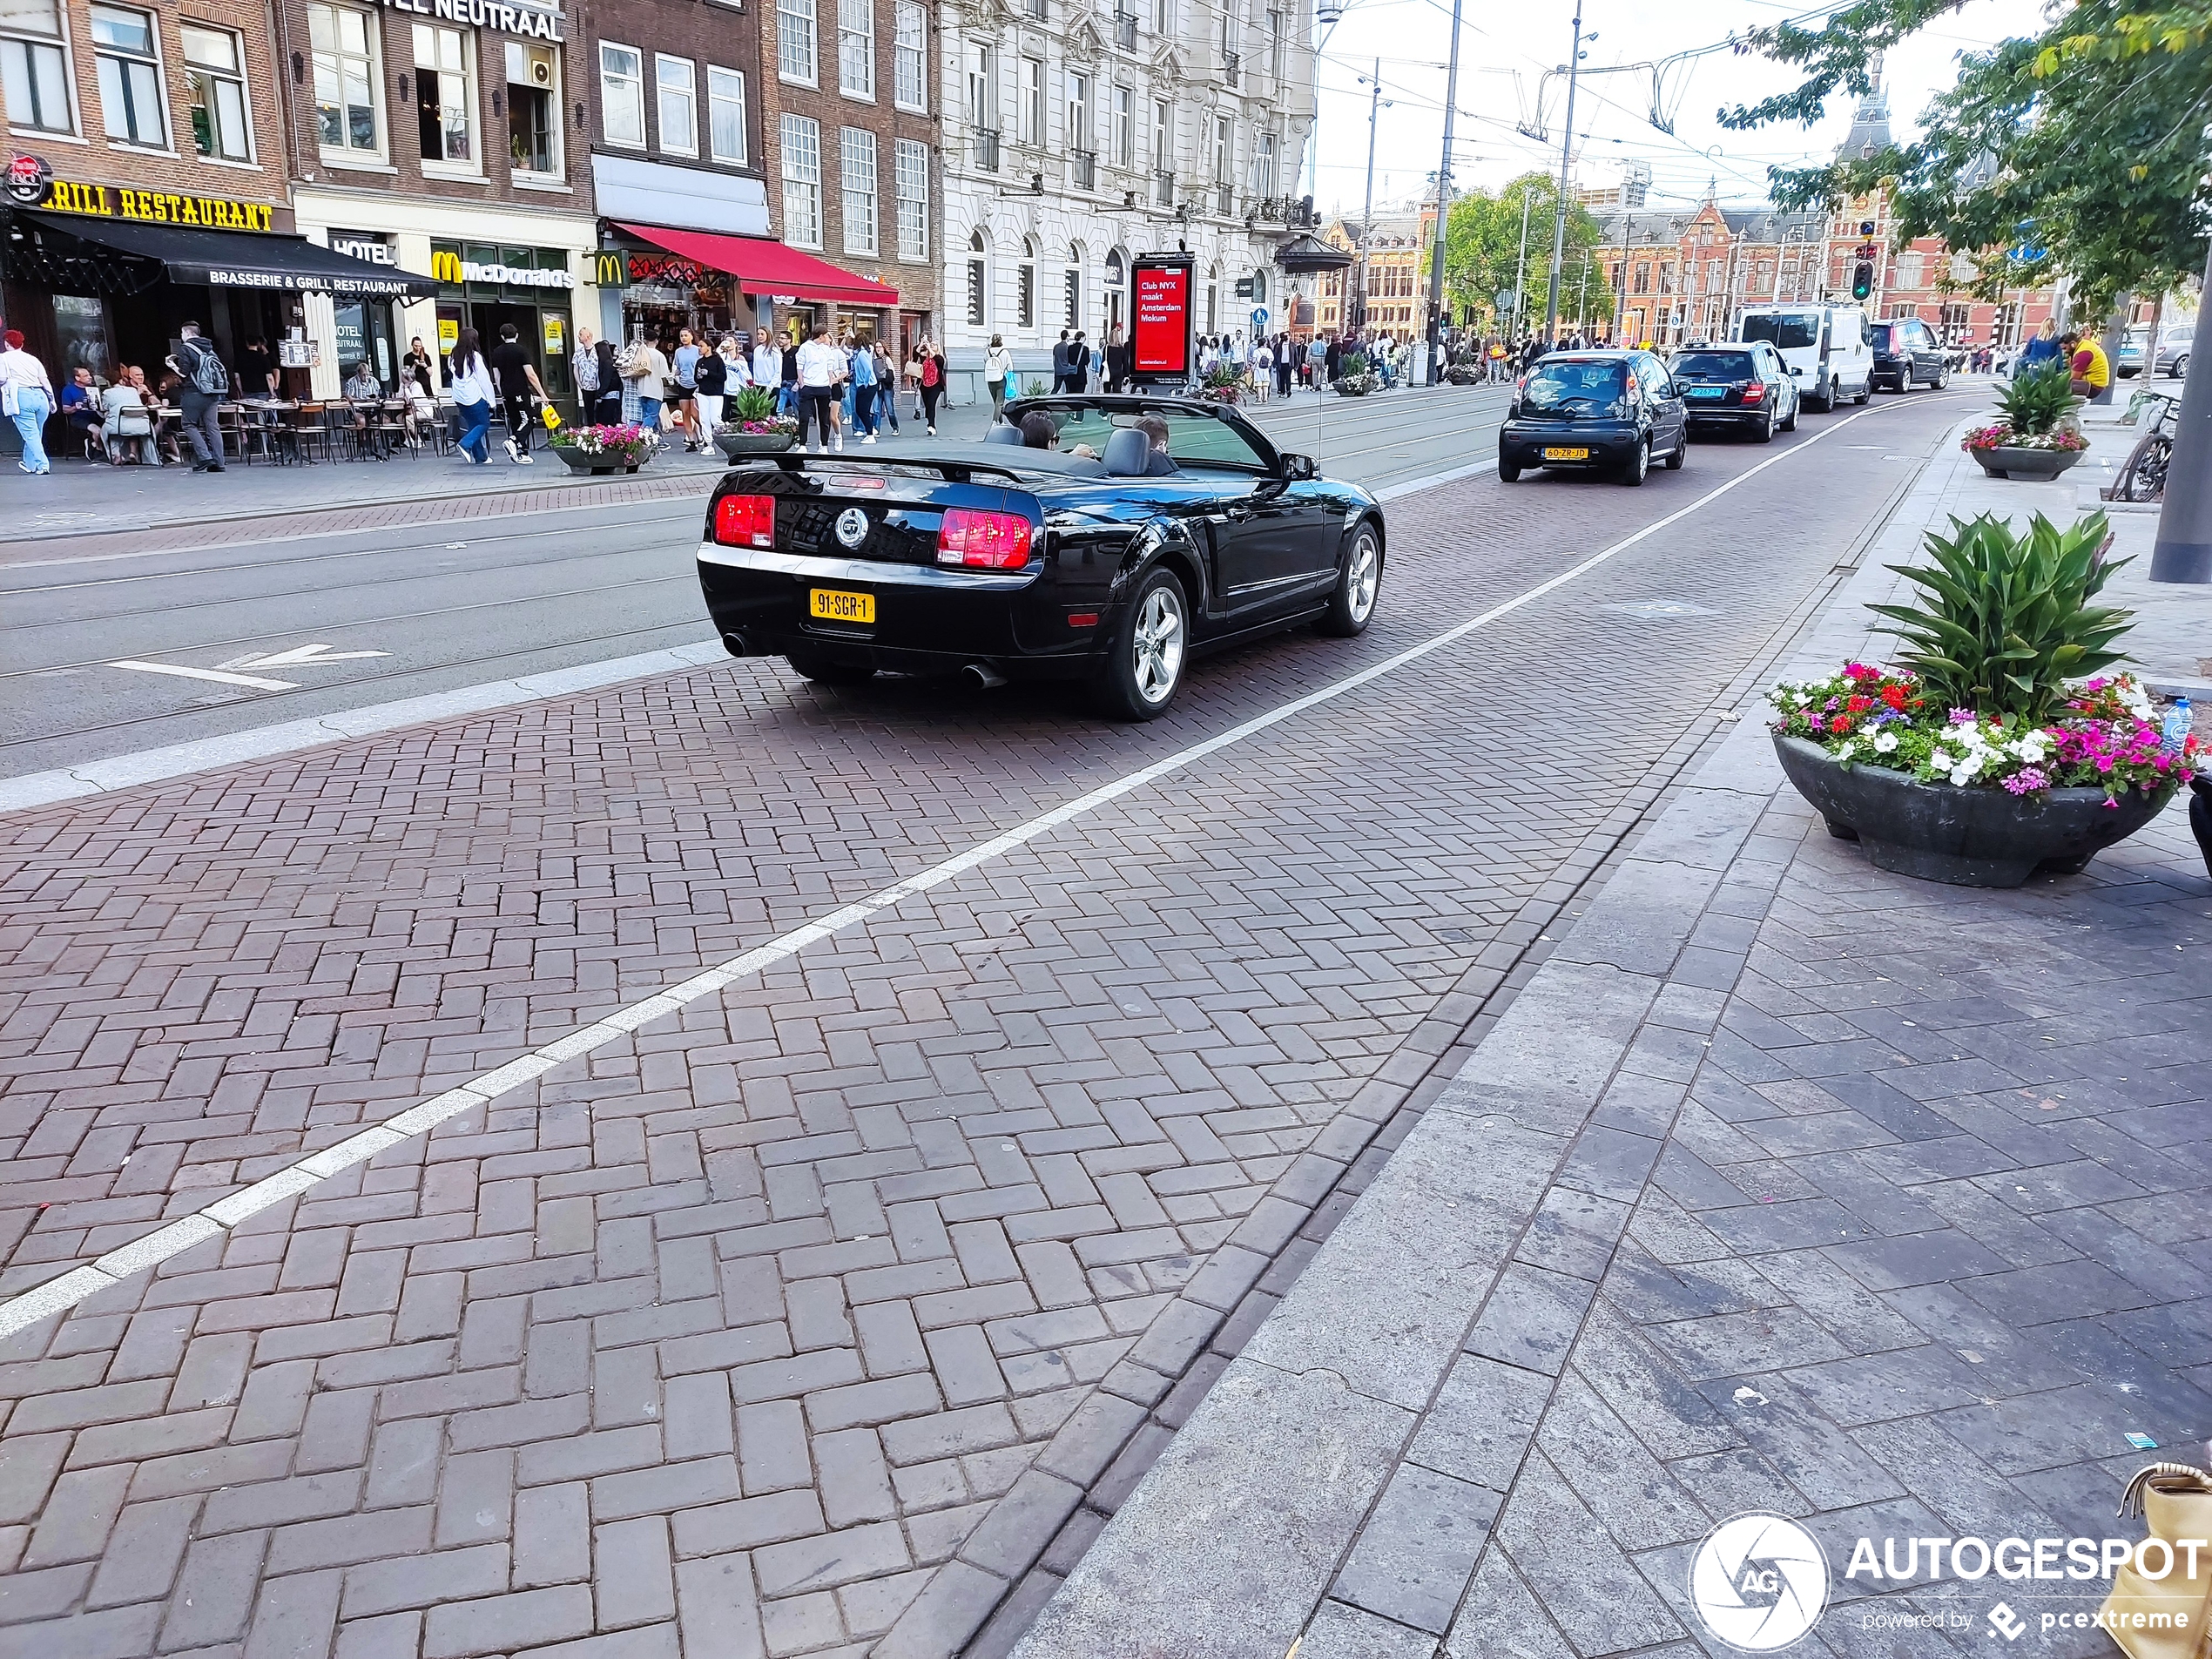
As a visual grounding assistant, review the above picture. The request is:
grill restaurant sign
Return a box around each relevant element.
[32,177,277,233]
[363,0,564,39]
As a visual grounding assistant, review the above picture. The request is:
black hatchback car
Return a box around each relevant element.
[1669,343,1801,441]
[1499,350,1687,486]
[1870,316,1951,392]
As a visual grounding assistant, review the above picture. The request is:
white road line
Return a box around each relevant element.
[107,659,300,691]
[0,397,1912,1340]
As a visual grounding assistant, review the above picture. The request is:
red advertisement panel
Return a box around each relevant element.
[1131,260,1192,378]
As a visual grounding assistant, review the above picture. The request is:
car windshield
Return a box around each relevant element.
[1001,401,1270,473]
[1674,352,1756,379]
[1521,360,1624,414]
[1741,313,1819,351]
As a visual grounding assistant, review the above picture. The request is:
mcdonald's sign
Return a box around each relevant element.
[591,252,625,286]
[429,245,577,290]
[431,248,465,284]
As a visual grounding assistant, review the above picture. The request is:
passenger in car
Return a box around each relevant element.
[1016,410,1105,472]
[1134,415,1181,477]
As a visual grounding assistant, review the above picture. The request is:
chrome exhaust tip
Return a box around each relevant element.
[962,663,1009,690]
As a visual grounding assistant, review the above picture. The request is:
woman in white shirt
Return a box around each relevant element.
[1,330,57,475]
[448,327,496,465]
[984,334,1015,422]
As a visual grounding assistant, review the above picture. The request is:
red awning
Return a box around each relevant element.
[617,223,898,307]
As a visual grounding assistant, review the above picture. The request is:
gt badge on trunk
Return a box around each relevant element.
[833,508,870,550]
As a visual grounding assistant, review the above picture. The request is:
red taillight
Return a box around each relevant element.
[1741,382,1767,402]
[714,493,776,548]
[937,508,1034,570]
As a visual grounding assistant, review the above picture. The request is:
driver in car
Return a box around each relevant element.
[1134,415,1181,477]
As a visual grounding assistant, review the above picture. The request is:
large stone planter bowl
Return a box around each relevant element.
[1969,444,2083,482]
[1773,732,2172,887]
[714,429,798,461]
[550,444,649,475]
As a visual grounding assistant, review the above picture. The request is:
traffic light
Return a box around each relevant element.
[1851,260,1874,300]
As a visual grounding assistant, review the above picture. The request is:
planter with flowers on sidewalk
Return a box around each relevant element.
[713,387,800,459]
[548,423,655,475]
[1962,359,2089,479]
[1770,509,2201,887]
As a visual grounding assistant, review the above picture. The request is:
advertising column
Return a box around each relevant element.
[1130,254,1195,386]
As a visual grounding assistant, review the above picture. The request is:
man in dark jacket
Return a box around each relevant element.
[168,321,228,473]
[1324,334,1342,384]
[1103,327,1130,391]
[1069,331,1091,392]
[1051,329,1073,392]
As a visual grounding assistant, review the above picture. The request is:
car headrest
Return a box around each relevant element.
[1103,427,1151,476]
[983,422,1024,444]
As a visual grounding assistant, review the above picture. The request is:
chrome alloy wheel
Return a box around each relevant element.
[1131,584,1185,705]
[1346,529,1379,624]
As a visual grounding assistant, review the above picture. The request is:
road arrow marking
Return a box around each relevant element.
[215,643,391,670]
[109,659,299,691]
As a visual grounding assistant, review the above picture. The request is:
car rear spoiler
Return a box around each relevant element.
[756,453,1030,485]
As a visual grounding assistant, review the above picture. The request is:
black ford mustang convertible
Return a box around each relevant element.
[696,395,1385,719]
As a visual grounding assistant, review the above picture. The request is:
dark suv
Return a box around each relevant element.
[1669,344,1801,441]
[1870,317,1950,392]
[1498,350,1687,486]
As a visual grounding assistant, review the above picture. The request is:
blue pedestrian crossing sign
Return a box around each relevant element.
[1251,307,1270,329]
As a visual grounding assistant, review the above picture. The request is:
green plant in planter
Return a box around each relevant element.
[720,384,798,434]
[1991,360,2081,439]
[1869,509,2132,726]
[1022,376,1053,398]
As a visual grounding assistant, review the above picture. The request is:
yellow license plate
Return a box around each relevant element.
[809,588,875,624]
[1542,446,1591,461]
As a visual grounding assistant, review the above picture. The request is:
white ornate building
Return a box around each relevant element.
[935,0,1316,396]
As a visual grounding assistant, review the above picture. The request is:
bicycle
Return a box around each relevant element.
[2114,389,2181,502]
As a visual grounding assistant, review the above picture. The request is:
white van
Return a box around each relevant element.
[1732,305,1873,412]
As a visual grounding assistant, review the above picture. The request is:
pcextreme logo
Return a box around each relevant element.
[1689,1514,1831,1651]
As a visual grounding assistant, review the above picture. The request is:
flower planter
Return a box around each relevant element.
[1773,732,2173,887]
[550,444,651,475]
[1334,382,1371,397]
[714,429,798,461]
[1969,445,2083,482]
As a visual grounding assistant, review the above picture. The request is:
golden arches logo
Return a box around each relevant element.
[430,249,465,284]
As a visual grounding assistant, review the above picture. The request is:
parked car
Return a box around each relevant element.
[1869,317,1952,392]
[1498,350,1687,486]
[1732,304,1873,411]
[696,395,1385,720]
[2118,321,2195,379]
[1669,343,1801,442]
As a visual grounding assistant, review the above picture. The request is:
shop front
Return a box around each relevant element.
[1,158,428,395]
[594,221,899,355]
[428,244,578,403]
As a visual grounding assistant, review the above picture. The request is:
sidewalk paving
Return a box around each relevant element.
[1013,415,2212,1659]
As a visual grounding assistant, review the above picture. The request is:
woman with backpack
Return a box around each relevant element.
[448,327,496,465]
[984,334,1014,421]
[911,337,947,435]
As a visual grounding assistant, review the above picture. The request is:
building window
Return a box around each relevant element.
[894,3,926,111]
[894,138,928,258]
[91,4,165,148]
[1254,128,1274,197]
[967,229,988,326]
[1,0,73,135]
[779,0,818,85]
[1064,250,1082,329]
[657,54,697,155]
[1152,0,1171,34]
[968,43,995,130]
[1206,264,1217,333]
[1267,8,1284,79]
[707,66,746,165]
[1105,246,1125,329]
[1112,84,1132,168]
[309,3,380,157]
[1067,72,1089,151]
[598,43,645,146]
[413,24,475,165]
[781,111,821,246]
[1018,237,1036,327]
[1211,114,1229,183]
[1019,57,1042,145]
[1152,97,1169,169]
[181,24,251,161]
[841,125,878,255]
[838,0,873,98]
[506,40,559,174]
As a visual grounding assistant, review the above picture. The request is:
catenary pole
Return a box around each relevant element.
[1511,187,1533,339]
[1423,0,1462,382]
[1541,0,1584,346]
[1355,61,1380,334]
[2150,238,2212,583]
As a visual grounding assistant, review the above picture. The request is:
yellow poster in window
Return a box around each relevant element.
[437,317,459,350]
[543,316,566,354]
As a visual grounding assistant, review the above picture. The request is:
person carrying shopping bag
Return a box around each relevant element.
[984,334,1014,421]
[0,330,57,475]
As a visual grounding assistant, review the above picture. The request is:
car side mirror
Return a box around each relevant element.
[1789,367,1803,377]
[1282,453,1317,482]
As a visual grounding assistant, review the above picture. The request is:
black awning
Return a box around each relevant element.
[1274,233,1353,273]
[17,212,436,299]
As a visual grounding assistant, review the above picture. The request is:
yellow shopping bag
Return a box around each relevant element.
[541,402,563,433]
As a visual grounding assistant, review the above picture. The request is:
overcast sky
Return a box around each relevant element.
[1306,0,2050,218]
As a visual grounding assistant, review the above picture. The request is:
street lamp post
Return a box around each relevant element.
[1422,0,1463,382]
[1511,186,1533,340]
[2150,234,2212,583]
[1540,0,1585,347]
[1352,60,1381,335]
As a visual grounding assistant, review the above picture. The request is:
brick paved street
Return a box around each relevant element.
[1020,429,2212,1659]
[1,393,1977,1659]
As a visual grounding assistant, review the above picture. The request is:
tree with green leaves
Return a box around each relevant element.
[1442,173,1615,333]
[1718,0,2211,314]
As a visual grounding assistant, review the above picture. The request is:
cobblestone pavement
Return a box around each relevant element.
[1018,434,2212,1659]
[0,393,1970,1659]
